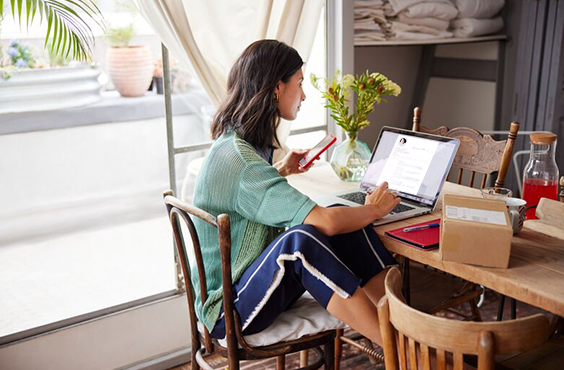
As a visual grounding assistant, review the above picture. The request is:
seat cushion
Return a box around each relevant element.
[198,292,346,347]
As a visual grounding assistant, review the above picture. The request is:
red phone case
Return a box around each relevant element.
[299,135,336,168]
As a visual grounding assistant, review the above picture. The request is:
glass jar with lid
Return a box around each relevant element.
[522,132,559,219]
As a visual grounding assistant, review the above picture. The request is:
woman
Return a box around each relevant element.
[193,39,400,345]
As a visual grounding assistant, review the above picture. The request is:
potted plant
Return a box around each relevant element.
[105,23,153,97]
[311,70,401,182]
[0,39,103,114]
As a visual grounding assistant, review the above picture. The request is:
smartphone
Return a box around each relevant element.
[299,134,337,169]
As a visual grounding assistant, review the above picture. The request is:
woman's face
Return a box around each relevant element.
[276,69,306,121]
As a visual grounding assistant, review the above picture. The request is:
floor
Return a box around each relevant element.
[169,285,554,369]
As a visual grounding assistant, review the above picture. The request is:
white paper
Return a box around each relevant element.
[445,206,507,226]
[378,135,438,194]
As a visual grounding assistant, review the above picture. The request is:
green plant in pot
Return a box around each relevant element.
[105,21,153,97]
[311,70,401,182]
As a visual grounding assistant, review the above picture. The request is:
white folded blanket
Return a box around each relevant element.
[391,29,453,40]
[403,2,458,20]
[355,30,387,42]
[387,0,453,16]
[391,21,441,36]
[355,8,386,19]
[354,0,385,9]
[454,0,505,19]
[397,12,450,31]
[451,17,504,38]
[355,19,382,31]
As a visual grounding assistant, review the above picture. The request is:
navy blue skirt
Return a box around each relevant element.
[210,223,397,338]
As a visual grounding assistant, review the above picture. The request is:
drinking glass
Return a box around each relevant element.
[480,187,513,200]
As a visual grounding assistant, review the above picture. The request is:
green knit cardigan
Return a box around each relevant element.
[192,130,316,331]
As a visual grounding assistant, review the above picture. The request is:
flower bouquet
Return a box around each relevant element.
[311,70,401,181]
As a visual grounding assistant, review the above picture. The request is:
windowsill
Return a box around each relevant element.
[0,86,210,135]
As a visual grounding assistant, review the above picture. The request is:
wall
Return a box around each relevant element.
[353,1,529,192]
[355,42,499,150]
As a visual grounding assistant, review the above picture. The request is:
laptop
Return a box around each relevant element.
[316,126,460,226]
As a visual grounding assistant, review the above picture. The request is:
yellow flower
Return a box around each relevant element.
[384,80,402,96]
[310,69,401,135]
[341,74,354,89]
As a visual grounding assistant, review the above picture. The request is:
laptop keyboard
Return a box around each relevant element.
[337,192,367,205]
[337,192,415,214]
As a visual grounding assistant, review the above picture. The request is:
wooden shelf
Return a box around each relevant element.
[355,34,507,47]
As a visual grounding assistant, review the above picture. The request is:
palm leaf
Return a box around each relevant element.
[4,0,104,61]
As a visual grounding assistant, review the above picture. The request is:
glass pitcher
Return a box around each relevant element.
[522,132,559,219]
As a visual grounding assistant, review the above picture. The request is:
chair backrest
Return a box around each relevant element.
[412,107,520,189]
[163,190,237,357]
[377,267,551,370]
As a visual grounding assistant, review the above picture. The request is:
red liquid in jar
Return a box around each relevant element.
[522,178,558,219]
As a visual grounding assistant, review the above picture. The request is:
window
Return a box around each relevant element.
[0,1,329,368]
[0,0,184,342]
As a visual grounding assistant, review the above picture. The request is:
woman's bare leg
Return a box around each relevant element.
[326,285,383,345]
[325,269,389,346]
[362,268,388,307]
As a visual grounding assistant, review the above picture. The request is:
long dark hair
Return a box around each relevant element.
[211,39,303,150]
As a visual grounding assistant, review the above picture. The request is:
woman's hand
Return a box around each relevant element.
[365,182,401,219]
[274,149,312,177]
[304,181,402,236]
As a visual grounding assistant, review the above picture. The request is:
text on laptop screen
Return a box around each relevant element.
[360,130,458,205]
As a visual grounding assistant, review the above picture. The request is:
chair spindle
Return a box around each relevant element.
[469,171,476,188]
[453,351,463,370]
[399,333,408,369]
[436,349,446,370]
[420,344,431,370]
[457,168,464,184]
[408,337,418,370]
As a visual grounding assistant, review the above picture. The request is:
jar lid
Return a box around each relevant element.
[530,132,557,145]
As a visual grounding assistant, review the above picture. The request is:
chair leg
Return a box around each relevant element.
[229,353,240,370]
[334,328,343,370]
[511,297,517,319]
[276,355,285,370]
[497,294,506,321]
[324,340,335,370]
[402,257,411,305]
[469,297,482,321]
[191,344,200,370]
[300,350,309,367]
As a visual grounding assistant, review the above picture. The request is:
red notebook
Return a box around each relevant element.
[384,218,441,250]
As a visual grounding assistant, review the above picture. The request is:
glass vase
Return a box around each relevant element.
[330,133,372,182]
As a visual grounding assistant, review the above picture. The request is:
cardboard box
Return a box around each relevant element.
[440,194,513,268]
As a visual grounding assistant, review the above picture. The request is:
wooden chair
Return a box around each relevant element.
[409,106,520,320]
[412,107,520,189]
[163,190,337,370]
[333,111,522,369]
[378,267,552,370]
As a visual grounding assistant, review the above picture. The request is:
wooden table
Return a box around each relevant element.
[287,162,564,317]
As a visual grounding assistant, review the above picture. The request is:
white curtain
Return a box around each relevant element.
[135,0,324,150]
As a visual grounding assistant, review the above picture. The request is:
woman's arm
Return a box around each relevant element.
[303,182,400,236]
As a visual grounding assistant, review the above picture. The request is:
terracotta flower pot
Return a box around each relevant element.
[106,45,153,97]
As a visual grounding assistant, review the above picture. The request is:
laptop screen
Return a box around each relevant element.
[360,127,459,207]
